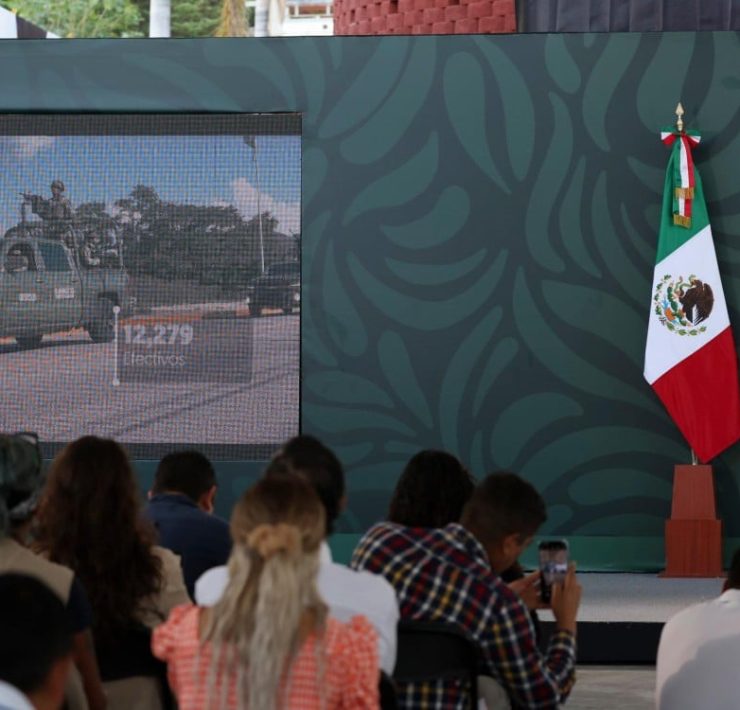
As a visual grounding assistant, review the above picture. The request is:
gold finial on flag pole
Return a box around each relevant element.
[676,102,684,133]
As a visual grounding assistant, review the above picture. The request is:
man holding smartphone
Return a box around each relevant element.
[352,472,582,709]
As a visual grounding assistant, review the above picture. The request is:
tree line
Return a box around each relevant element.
[3,0,249,39]
[78,184,296,289]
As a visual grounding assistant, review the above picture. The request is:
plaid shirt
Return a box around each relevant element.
[351,523,576,709]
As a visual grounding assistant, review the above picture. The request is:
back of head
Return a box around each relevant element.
[388,449,474,528]
[461,472,547,546]
[203,474,326,709]
[152,450,216,503]
[37,436,161,639]
[0,432,43,537]
[264,435,345,536]
[0,573,71,700]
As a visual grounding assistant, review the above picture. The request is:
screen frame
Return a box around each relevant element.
[1,110,303,461]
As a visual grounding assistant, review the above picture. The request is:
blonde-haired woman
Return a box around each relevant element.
[152,474,380,709]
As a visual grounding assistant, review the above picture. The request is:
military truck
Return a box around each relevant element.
[0,205,130,350]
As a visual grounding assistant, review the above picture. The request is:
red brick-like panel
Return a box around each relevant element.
[334,0,515,35]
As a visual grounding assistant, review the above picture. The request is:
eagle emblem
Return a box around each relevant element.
[654,274,713,336]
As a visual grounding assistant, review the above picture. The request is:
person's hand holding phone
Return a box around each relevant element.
[507,570,547,610]
[550,563,581,635]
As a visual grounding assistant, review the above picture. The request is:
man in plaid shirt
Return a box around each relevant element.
[352,473,580,709]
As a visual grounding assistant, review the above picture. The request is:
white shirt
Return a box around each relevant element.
[195,541,399,674]
[0,680,34,710]
[656,588,740,710]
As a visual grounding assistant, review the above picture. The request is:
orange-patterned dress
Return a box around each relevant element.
[152,604,380,709]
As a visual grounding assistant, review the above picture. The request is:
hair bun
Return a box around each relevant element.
[246,523,301,559]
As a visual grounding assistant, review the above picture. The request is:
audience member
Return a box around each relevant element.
[195,435,400,674]
[0,433,105,710]
[0,573,73,710]
[146,450,231,597]
[655,548,740,709]
[387,450,543,643]
[153,474,380,709]
[388,449,474,528]
[352,472,580,709]
[35,436,189,710]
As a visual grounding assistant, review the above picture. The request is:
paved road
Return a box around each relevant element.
[0,315,298,451]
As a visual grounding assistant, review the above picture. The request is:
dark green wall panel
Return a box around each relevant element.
[5,33,740,566]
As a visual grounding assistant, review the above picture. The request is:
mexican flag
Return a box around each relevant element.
[644,129,740,462]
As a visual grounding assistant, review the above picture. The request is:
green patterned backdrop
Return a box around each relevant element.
[4,32,740,569]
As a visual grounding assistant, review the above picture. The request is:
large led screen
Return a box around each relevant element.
[0,114,301,458]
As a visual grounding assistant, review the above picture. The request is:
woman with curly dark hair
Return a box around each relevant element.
[0,432,106,710]
[36,436,189,710]
[388,449,475,528]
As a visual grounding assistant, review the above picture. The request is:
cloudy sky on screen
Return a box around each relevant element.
[0,134,301,236]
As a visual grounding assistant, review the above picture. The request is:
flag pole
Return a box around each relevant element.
[677,101,696,470]
[244,135,266,275]
[253,147,265,275]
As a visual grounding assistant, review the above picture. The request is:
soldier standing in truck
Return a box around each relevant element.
[23,180,74,245]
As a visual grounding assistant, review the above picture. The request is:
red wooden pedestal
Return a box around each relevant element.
[663,464,723,577]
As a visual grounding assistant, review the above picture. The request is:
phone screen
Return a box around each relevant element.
[538,540,568,603]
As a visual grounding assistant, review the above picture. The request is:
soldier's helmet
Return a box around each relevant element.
[51,180,65,192]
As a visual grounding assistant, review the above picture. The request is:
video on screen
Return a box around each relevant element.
[0,114,301,458]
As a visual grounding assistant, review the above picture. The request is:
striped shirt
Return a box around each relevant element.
[152,604,379,709]
[351,523,576,709]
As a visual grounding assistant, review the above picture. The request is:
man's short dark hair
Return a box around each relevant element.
[460,473,547,546]
[388,450,475,528]
[727,548,740,589]
[0,573,72,694]
[264,435,345,536]
[152,450,216,503]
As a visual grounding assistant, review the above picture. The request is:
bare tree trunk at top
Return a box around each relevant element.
[216,0,248,36]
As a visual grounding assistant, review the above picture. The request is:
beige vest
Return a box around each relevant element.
[0,537,73,601]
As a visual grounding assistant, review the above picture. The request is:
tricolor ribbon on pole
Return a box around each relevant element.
[660,130,700,228]
[644,123,740,461]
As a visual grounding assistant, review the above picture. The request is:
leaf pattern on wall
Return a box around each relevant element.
[7,34,740,540]
[300,33,740,537]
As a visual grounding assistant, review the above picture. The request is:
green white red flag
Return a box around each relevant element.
[644,128,740,461]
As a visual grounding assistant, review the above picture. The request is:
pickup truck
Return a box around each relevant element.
[0,235,129,349]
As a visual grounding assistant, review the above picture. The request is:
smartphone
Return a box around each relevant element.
[538,540,569,604]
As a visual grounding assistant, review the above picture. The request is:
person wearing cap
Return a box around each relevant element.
[25,181,73,243]
[49,181,72,218]
[0,433,106,710]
